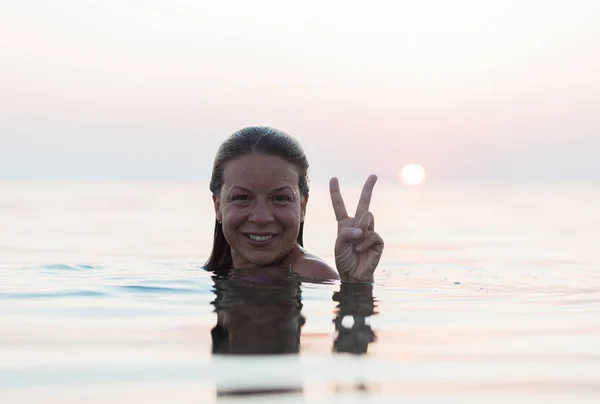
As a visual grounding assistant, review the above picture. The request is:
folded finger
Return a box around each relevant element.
[355,231,384,252]
[357,211,374,233]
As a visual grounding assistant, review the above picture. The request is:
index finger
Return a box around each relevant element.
[329,177,348,221]
[355,174,378,217]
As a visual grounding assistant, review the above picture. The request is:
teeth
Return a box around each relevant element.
[248,234,273,241]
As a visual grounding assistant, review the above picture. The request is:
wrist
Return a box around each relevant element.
[339,273,374,284]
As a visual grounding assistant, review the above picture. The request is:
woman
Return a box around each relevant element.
[205,126,383,282]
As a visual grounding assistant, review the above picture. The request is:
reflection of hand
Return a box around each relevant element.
[332,282,377,316]
[330,175,384,282]
[332,282,377,355]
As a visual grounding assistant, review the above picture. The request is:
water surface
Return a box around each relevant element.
[1,183,599,403]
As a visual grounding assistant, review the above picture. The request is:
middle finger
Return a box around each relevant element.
[355,174,377,218]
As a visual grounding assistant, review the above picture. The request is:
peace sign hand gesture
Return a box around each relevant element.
[329,174,384,282]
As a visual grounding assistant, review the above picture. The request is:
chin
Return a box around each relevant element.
[235,251,286,268]
[250,256,282,267]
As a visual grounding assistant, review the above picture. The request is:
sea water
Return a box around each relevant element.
[1,182,599,403]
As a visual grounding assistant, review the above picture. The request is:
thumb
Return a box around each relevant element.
[336,227,363,247]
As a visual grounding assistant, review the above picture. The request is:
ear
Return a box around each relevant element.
[212,194,222,223]
[300,194,308,223]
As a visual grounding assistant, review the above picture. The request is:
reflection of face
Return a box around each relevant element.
[211,267,304,356]
[213,154,307,268]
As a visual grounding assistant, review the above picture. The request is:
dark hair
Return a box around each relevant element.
[205,126,310,271]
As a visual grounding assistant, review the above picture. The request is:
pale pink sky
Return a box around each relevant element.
[1,0,599,184]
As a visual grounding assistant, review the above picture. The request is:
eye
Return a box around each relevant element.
[273,195,292,203]
[230,194,249,201]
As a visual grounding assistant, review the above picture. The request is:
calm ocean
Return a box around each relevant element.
[1,182,599,403]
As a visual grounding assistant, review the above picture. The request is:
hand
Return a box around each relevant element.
[329,174,384,282]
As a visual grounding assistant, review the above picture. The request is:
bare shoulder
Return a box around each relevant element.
[292,252,340,281]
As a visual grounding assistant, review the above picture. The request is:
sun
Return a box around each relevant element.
[399,164,426,186]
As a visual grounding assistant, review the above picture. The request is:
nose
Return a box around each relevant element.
[248,200,275,224]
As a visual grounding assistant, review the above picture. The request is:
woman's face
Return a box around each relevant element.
[213,153,307,268]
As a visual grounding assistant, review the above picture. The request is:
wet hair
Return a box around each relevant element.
[205,126,310,271]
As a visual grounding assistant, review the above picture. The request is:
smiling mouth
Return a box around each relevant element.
[246,234,275,242]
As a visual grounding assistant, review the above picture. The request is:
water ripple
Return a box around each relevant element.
[0,290,108,299]
[17,264,100,271]
[118,285,199,295]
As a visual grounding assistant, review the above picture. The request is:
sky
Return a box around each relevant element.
[1,0,599,185]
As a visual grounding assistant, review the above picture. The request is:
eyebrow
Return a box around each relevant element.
[272,186,295,193]
[230,186,295,193]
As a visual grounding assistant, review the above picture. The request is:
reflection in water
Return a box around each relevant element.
[210,266,304,398]
[209,266,378,399]
[210,266,304,355]
[331,282,378,394]
[332,282,377,355]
